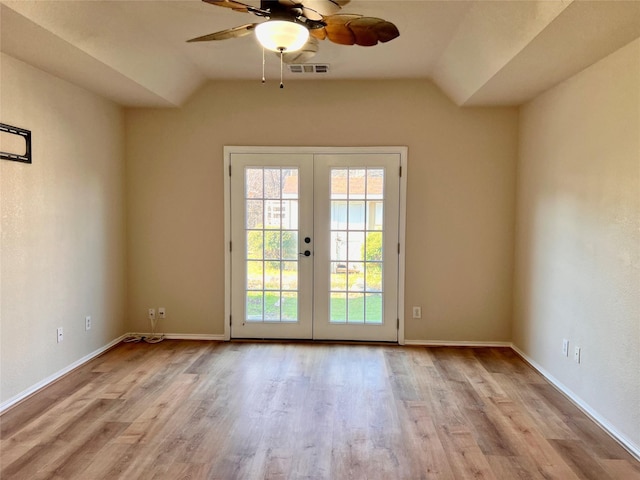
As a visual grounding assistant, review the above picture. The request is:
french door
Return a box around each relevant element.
[228,148,404,342]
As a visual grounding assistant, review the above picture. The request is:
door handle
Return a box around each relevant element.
[299,250,311,257]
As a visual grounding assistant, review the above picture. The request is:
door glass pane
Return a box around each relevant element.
[265,292,281,320]
[365,262,382,292]
[330,293,347,323]
[246,231,263,259]
[348,169,366,199]
[365,294,382,324]
[331,262,347,290]
[348,202,365,229]
[331,201,347,229]
[331,170,348,196]
[264,261,281,290]
[282,231,298,259]
[264,200,281,229]
[366,169,384,197]
[348,293,365,323]
[283,200,299,230]
[246,292,263,321]
[282,261,298,290]
[245,167,299,323]
[246,200,263,229]
[367,202,383,231]
[247,261,264,290]
[348,231,365,260]
[331,232,347,261]
[281,292,298,322]
[246,169,263,198]
[264,231,281,259]
[348,262,364,291]
[264,169,282,199]
[329,167,385,324]
[364,232,383,261]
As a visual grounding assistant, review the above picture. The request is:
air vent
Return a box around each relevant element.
[288,64,330,74]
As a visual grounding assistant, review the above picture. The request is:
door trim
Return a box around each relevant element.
[223,146,408,344]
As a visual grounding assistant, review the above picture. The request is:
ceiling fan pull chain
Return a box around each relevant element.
[279,48,284,89]
[261,47,266,84]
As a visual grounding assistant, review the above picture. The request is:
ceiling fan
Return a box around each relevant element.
[187,0,400,66]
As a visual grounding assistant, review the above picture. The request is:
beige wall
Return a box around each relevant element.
[0,54,127,404]
[125,79,518,342]
[514,39,640,449]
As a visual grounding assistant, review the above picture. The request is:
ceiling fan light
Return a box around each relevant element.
[255,20,309,52]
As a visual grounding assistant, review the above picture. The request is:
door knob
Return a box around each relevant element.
[299,250,311,257]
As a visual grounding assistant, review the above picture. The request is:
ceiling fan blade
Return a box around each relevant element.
[316,14,400,46]
[348,17,399,46]
[322,14,361,45]
[374,20,400,43]
[304,0,342,18]
[309,27,327,41]
[301,7,324,22]
[346,17,381,46]
[187,23,257,42]
[282,37,319,63]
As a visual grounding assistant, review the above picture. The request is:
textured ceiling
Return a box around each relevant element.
[2,0,639,107]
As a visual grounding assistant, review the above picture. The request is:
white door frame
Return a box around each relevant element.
[223,146,408,344]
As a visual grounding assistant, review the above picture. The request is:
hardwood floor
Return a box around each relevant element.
[1,341,638,479]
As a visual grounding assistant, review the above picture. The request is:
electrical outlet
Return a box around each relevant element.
[85,316,92,331]
[574,346,581,364]
[148,308,155,320]
[158,307,166,319]
[57,327,63,343]
[412,306,422,319]
[562,339,569,357]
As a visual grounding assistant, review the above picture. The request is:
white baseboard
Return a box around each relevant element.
[0,334,127,414]
[404,339,512,347]
[127,332,226,341]
[511,344,640,462]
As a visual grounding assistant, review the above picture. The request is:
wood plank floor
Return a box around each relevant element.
[1,341,638,479]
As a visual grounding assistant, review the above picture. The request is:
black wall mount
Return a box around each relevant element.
[1,123,32,164]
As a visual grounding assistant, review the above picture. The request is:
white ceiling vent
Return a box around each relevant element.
[288,64,330,74]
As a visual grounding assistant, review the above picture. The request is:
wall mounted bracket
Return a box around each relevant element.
[1,123,31,164]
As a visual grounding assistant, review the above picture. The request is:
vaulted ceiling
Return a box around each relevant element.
[2,0,639,107]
